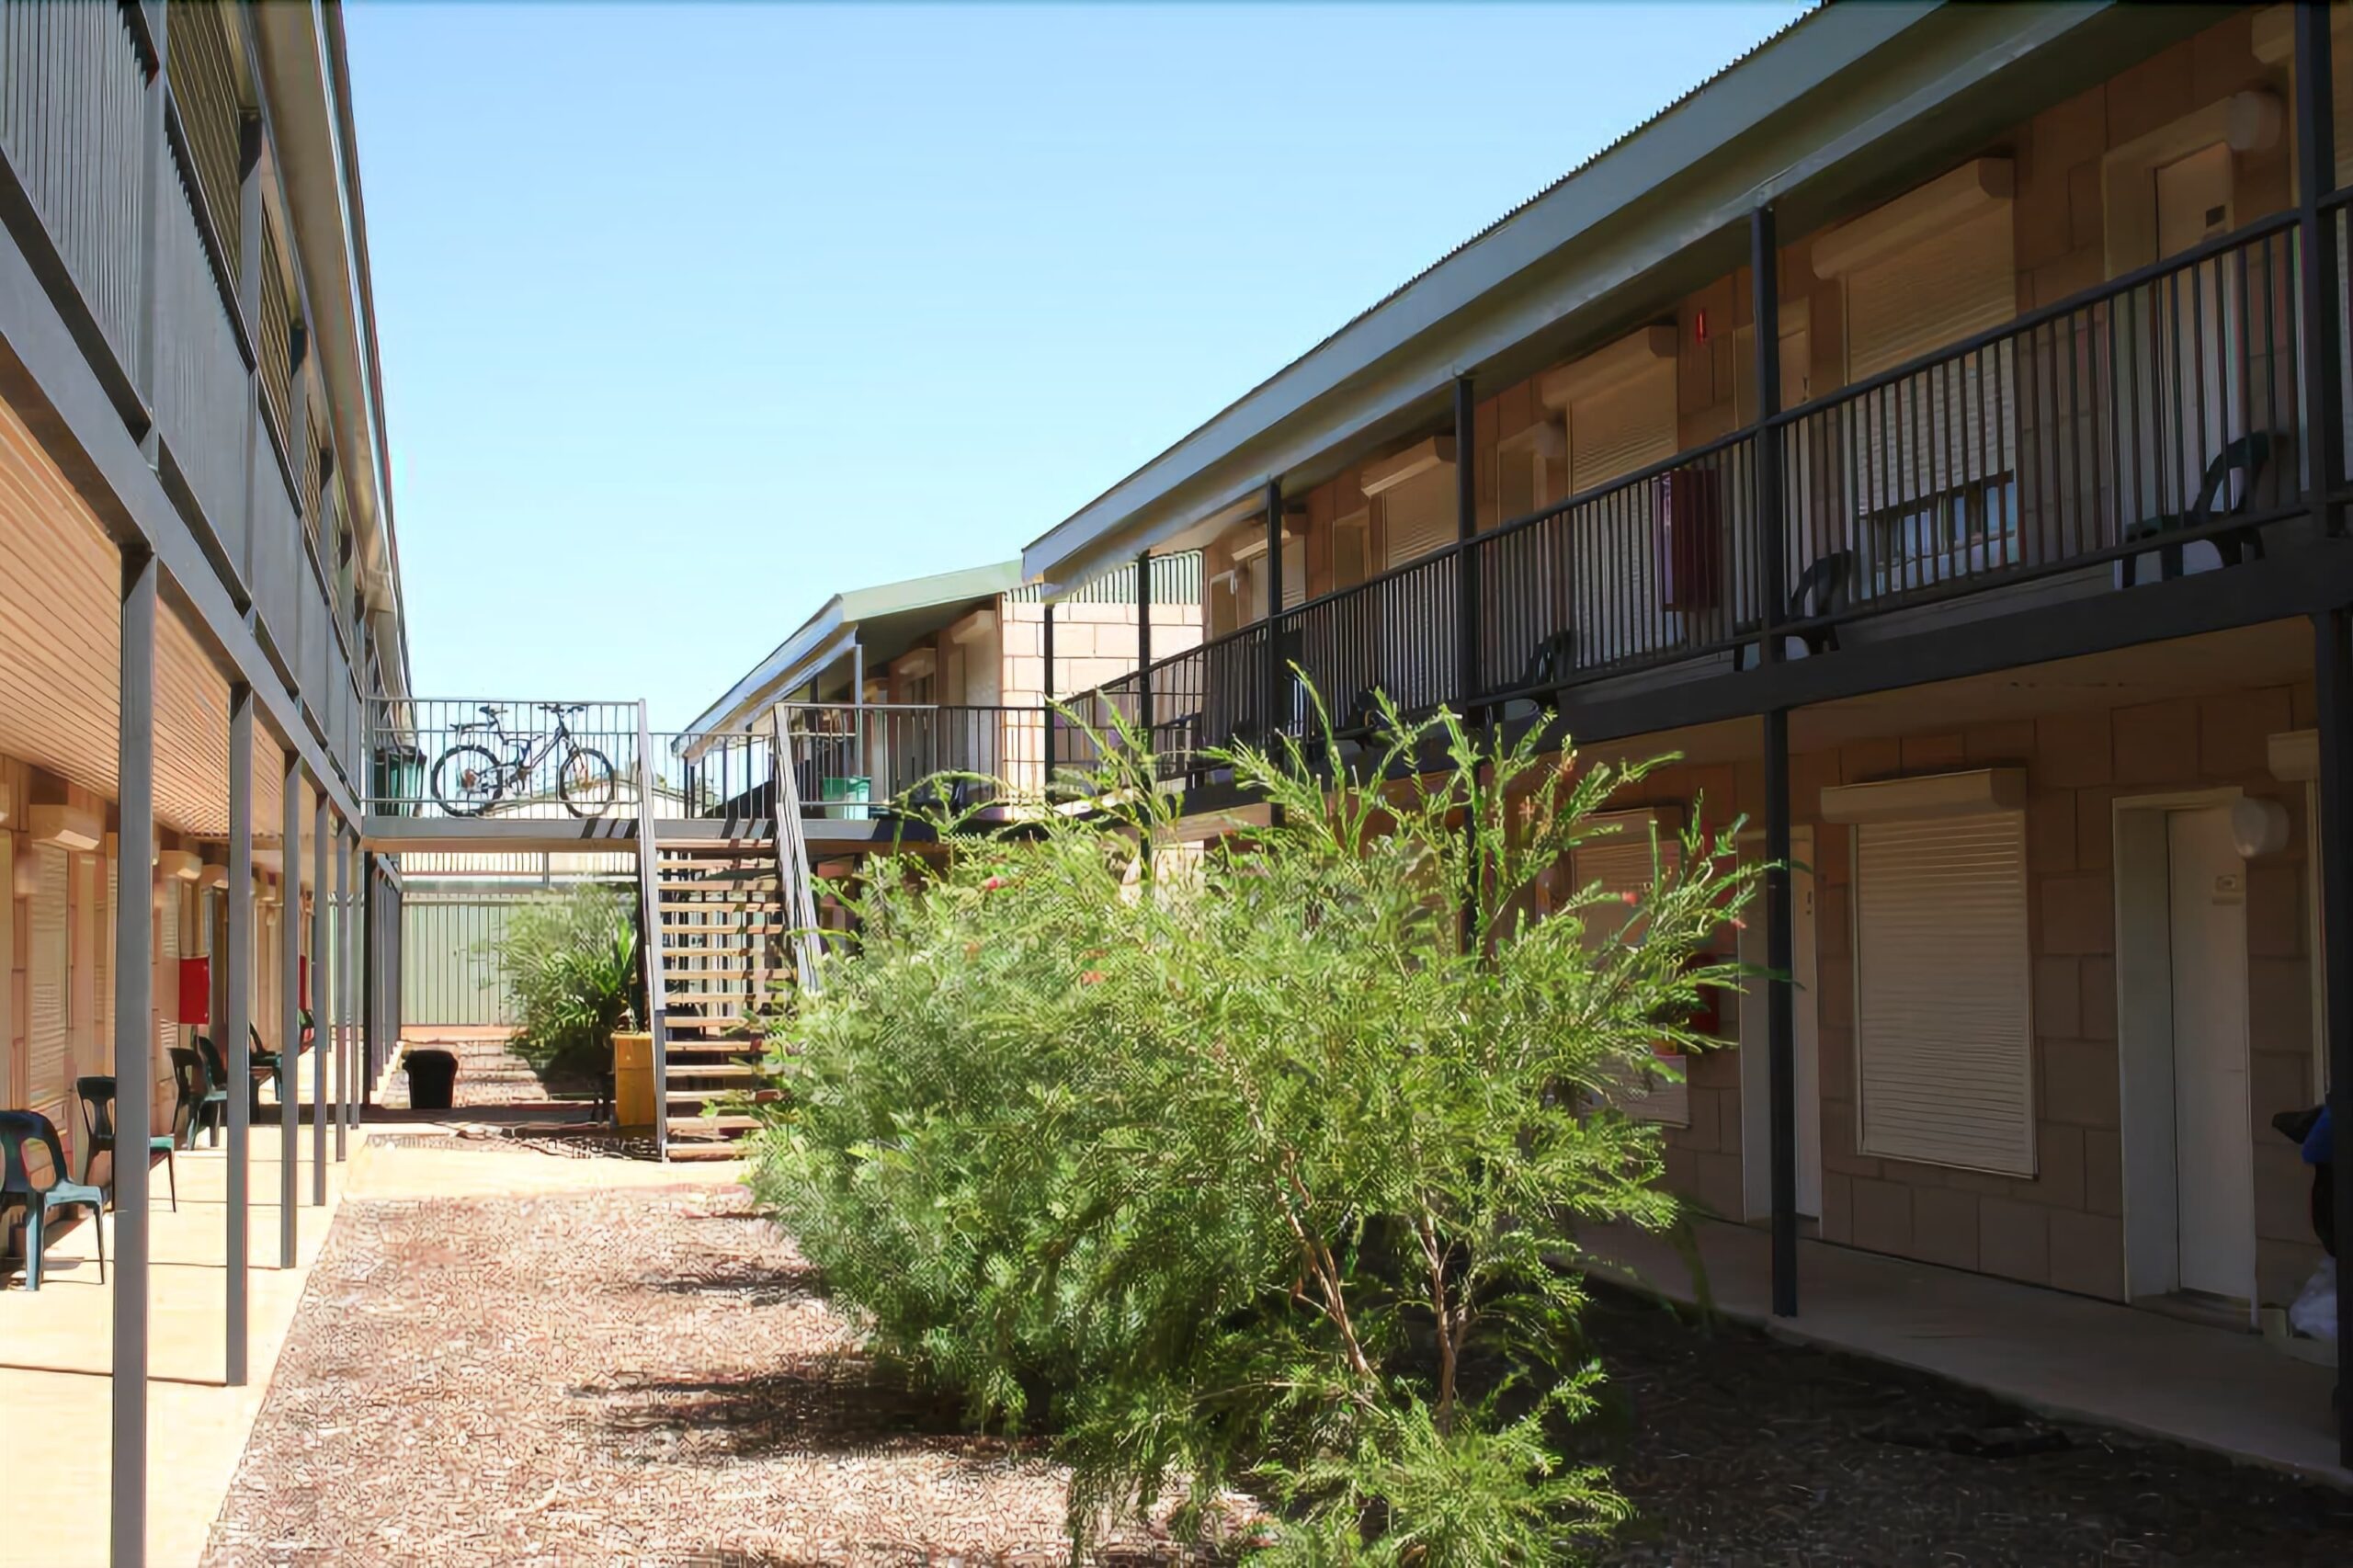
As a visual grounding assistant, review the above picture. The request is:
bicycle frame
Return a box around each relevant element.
[472,711,574,792]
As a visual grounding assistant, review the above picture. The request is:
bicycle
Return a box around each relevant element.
[429,704,620,818]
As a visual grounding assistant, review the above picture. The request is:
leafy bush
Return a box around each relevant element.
[753,696,1759,1562]
[494,884,642,1083]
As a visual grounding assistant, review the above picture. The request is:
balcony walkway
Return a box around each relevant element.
[1587,1216,2348,1490]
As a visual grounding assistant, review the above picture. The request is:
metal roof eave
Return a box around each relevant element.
[682,560,1027,741]
[1020,0,2118,595]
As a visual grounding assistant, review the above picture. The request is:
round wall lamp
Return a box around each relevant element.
[2228,795,2290,859]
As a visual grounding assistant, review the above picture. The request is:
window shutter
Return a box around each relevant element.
[29,846,68,1132]
[1567,367,1677,496]
[1574,814,1688,1126]
[1845,206,2018,514]
[1853,812,2035,1175]
[157,883,180,1096]
[1380,467,1458,568]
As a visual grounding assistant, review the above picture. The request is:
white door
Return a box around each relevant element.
[2166,807,2254,1300]
[1741,826,1823,1221]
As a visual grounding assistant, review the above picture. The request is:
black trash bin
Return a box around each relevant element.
[404,1049,458,1112]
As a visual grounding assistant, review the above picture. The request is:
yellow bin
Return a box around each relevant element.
[612,1031,656,1130]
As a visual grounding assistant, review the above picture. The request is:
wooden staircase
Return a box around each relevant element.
[653,841,784,1158]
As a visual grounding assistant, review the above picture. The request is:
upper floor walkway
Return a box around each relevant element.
[1056,161,2353,788]
[358,696,1053,853]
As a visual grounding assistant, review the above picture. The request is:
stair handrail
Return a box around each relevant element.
[632,700,671,1160]
[767,705,824,996]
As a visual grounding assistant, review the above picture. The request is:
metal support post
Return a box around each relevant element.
[110,549,159,1568]
[1454,376,1478,713]
[2296,2,2345,535]
[279,751,301,1265]
[311,793,328,1201]
[225,685,254,1384]
[2313,608,2353,1465]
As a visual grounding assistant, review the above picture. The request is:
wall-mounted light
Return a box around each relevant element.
[198,864,229,892]
[154,847,202,882]
[11,852,39,899]
[0,780,13,825]
[2229,795,2291,859]
[29,803,102,853]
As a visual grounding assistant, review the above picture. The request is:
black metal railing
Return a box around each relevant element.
[367,699,645,820]
[1776,214,2302,642]
[1060,210,2331,781]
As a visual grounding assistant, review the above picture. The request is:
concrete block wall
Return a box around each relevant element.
[1596,676,2325,1308]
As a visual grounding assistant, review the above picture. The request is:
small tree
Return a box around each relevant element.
[756,694,1760,1562]
[493,884,642,1085]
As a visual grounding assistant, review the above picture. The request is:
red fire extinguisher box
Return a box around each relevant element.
[1655,468,1723,611]
[176,956,210,1027]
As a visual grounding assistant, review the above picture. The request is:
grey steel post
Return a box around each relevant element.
[1265,479,1284,736]
[850,640,866,779]
[1453,376,1478,712]
[1040,601,1056,788]
[1752,204,1798,1320]
[112,549,158,1568]
[633,701,669,1161]
[2314,608,2353,1465]
[363,855,379,1099]
[311,792,328,1201]
[1135,550,1154,745]
[2296,2,2345,536]
[335,827,350,1159]
[279,751,301,1266]
[225,685,254,1385]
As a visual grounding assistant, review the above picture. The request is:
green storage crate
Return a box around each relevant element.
[821,776,871,820]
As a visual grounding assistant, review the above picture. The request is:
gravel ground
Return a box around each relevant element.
[1586,1290,2353,1567]
[209,1165,2353,1567]
[203,1175,1223,1567]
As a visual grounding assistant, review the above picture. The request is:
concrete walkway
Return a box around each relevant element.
[1588,1217,2349,1489]
[0,1118,358,1568]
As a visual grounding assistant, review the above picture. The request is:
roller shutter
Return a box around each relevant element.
[1852,812,2035,1175]
[29,846,67,1135]
[1845,206,2018,516]
[1566,366,1677,496]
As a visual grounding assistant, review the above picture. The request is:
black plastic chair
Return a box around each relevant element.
[168,1045,225,1150]
[74,1074,179,1213]
[2122,430,2276,585]
[0,1109,107,1289]
[1491,628,1581,722]
[1734,550,1855,671]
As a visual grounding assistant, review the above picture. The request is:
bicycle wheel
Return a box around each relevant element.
[559,745,620,818]
[431,744,505,816]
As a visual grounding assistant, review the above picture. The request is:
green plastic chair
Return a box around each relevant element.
[169,1046,226,1149]
[0,1109,107,1290]
[197,1030,281,1120]
[74,1074,178,1213]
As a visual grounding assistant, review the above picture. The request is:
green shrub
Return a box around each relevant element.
[752,695,1759,1562]
[493,884,642,1084]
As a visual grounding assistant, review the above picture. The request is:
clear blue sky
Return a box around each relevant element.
[347,2,1807,731]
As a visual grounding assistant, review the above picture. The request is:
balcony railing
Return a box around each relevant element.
[369,700,1050,824]
[1065,210,2328,785]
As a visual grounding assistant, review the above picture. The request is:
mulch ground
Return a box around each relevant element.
[1584,1290,2353,1567]
[207,1166,2353,1567]
[202,1175,1224,1567]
